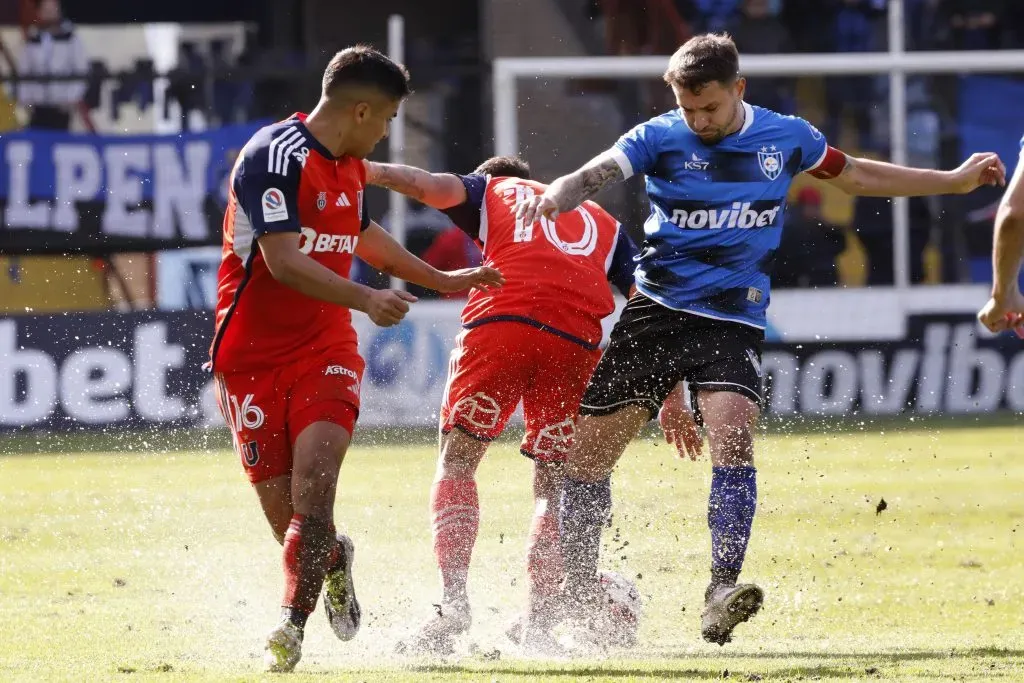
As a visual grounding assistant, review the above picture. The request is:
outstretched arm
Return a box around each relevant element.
[356,221,504,293]
[821,151,1005,197]
[516,149,625,225]
[363,161,468,209]
[978,155,1024,335]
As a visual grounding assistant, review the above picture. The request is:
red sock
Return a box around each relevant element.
[526,503,564,601]
[282,514,338,627]
[431,479,479,602]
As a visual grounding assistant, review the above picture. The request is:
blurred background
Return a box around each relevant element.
[1,0,1023,434]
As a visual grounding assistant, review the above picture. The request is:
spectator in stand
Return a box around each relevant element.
[693,0,740,32]
[0,36,14,74]
[942,0,1008,50]
[782,0,839,52]
[774,187,845,288]
[905,0,946,50]
[598,0,694,56]
[0,36,18,131]
[420,224,483,300]
[825,0,886,151]
[16,0,91,131]
[1006,2,1024,48]
[729,0,793,113]
[853,191,933,285]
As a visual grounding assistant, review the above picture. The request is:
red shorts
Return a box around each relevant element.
[440,321,601,462]
[213,351,364,484]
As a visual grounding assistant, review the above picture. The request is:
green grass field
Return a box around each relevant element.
[1,424,1022,682]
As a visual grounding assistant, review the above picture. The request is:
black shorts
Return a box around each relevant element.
[579,293,765,424]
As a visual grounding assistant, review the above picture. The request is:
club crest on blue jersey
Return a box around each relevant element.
[758,146,784,180]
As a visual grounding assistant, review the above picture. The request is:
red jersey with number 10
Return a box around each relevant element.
[460,177,627,349]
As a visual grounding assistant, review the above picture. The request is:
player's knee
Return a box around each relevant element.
[291,467,336,511]
[532,460,563,501]
[708,423,755,466]
[565,439,619,481]
[437,430,486,480]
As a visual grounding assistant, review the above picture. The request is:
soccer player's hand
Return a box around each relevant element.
[366,289,418,327]
[978,292,1024,338]
[436,266,505,294]
[948,153,1007,194]
[659,397,703,461]
[516,192,560,226]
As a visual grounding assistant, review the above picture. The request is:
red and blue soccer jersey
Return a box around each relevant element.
[210,113,370,373]
[442,175,638,349]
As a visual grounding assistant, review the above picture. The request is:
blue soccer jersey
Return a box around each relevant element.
[610,102,830,328]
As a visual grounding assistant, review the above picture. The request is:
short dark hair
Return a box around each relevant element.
[663,33,740,93]
[322,45,411,100]
[473,155,530,179]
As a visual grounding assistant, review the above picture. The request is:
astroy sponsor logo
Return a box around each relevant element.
[668,202,782,230]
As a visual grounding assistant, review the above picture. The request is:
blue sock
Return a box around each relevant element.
[708,466,757,594]
[559,476,611,596]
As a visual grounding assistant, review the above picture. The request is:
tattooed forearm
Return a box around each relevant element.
[837,154,856,177]
[368,163,429,201]
[548,155,624,212]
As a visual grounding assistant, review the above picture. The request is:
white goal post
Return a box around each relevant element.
[492,0,1024,289]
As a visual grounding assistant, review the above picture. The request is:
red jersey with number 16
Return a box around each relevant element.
[441,175,638,350]
[209,113,371,374]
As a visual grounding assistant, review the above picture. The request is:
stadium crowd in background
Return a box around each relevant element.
[12,0,92,132]
[581,0,1022,289]
[594,0,1024,56]
[0,0,1020,308]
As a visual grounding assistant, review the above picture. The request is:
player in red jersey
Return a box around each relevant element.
[209,47,503,672]
[363,155,640,654]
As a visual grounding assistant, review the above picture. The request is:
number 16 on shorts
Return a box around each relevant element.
[225,393,266,432]
[217,385,266,466]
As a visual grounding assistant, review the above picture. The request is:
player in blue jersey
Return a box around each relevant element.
[978,134,1024,337]
[517,33,1007,647]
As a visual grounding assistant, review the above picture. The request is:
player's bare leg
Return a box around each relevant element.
[527,460,564,615]
[398,428,485,655]
[253,475,294,544]
[515,458,571,655]
[696,390,763,645]
[264,421,354,672]
[551,406,650,637]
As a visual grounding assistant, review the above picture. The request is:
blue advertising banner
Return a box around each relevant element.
[0,123,261,255]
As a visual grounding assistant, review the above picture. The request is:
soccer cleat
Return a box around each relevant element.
[701,583,764,646]
[504,614,524,645]
[518,620,569,659]
[263,618,303,673]
[323,534,361,641]
[394,599,471,656]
